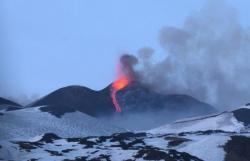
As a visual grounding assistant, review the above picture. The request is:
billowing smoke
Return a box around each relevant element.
[119,54,138,80]
[123,1,250,109]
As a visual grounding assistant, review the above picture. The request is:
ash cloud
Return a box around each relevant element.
[126,1,250,109]
[119,54,138,80]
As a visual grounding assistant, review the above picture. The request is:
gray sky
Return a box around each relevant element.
[1,0,250,103]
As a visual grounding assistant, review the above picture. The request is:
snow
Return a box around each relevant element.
[28,134,44,142]
[177,134,230,161]
[1,105,250,161]
[143,137,168,149]
[0,106,125,141]
[2,129,250,161]
[149,112,245,134]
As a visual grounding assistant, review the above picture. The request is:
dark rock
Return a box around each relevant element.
[96,136,111,143]
[28,159,39,161]
[90,150,99,154]
[134,149,203,161]
[111,138,146,150]
[165,136,191,147]
[178,130,235,136]
[232,108,250,126]
[89,154,111,161]
[61,149,75,153]
[15,141,43,152]
[224,136,250,161]
[63,156,88,161]
[39,105,76,118]
[112,132,147,138]
[79,139,96,148]
[39,133,61,143]
[45,150,63,156]
[67,137,96,148]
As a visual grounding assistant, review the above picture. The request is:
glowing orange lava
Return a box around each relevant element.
[111,76,130,112]
[111,69,131,112]
[112,76,129,90]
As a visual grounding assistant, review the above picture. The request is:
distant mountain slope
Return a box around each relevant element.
[0,97,21,107]
[0,97,22,111]
[149,106,250,134]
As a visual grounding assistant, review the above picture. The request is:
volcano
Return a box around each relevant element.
[116,81,215,114]
[29,81,216,120]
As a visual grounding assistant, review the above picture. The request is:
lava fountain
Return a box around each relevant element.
[111,54,138,112]
[111,66,131,112]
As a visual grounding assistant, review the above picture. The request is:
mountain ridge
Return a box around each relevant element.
[0,97,21,107]
[29,82,217,118]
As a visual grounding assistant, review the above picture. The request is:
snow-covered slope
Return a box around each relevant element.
[149,112,244,134]
[1,106,250,161]
[149,105,250,134]
[0,132,203,161]
[2,130,250,161]
[0,106,125,141]
[146,106,250,161]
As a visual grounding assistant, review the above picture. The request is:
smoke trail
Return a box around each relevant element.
[124,1,250,109]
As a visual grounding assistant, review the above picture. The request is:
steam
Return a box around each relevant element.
[125,1,250,109]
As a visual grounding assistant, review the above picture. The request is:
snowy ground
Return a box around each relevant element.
[1,130,249,161]
[149,111,244,134]
[1,106,250,161]
[0,106,125,141]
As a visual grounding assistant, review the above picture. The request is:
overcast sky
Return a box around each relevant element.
[1,0,250,103]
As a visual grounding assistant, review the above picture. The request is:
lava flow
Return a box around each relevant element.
[111,54,137,112]
[111,59,133,113]
[111,75,130,112]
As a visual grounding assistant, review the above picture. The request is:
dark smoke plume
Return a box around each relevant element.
[119,54,138,80]
[122,1,250,109]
